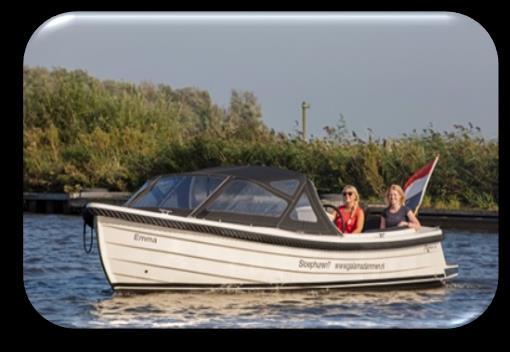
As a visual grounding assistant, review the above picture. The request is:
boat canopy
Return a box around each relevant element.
[125,165,340,235]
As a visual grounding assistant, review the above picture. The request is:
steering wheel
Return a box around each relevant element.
[323,204,339,215]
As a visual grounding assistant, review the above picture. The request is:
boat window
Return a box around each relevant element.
[187,175,225,208]
[289,193,318,223]
[207,180,288,217]
[124,180,150,206]
[270,179,300,196]
[131,176,184,208]
[131,175,224,209]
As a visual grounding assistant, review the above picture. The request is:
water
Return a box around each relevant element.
[23,213,498,328]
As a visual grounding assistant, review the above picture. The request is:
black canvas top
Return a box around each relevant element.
[193,165,306,183]
[128,165,340,235]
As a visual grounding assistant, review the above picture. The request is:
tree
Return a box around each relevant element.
[226,90,266,140]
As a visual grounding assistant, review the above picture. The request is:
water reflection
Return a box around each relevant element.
[91,286,450,328]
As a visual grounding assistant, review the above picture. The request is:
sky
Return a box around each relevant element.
[24,12,498,140]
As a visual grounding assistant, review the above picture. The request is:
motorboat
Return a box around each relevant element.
[83,165,458,291]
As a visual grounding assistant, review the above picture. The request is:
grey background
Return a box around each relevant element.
[24,12,498,140]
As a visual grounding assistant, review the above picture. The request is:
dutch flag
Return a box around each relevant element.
[404,156,439,215]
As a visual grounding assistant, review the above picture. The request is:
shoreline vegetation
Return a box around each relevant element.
[23,67,498,211]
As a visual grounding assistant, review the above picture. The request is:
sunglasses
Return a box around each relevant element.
[343,191,354,197]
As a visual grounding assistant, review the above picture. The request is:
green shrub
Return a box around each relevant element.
[23,66,498,210]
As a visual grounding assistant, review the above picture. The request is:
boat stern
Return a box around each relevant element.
[444,264,459,280]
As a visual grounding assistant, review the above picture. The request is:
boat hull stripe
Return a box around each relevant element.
[110,257,263,283]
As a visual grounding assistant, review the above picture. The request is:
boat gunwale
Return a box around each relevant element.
[89,203,443,251]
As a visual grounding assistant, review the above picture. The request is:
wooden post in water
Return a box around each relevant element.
[27,200,37,213]
[63,201,71,214]
[45,201,54,214]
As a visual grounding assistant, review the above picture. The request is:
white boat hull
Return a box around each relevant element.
[91,204,458,291]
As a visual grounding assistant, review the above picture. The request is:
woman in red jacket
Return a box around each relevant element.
[333,185,365,234]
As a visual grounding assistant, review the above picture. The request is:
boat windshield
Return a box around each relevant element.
[130,175,225,210]
[206,180,288,217]
[270,179,300,196]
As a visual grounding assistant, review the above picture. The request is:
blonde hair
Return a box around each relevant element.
[342,185,360,207]
[385,184,406,206]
